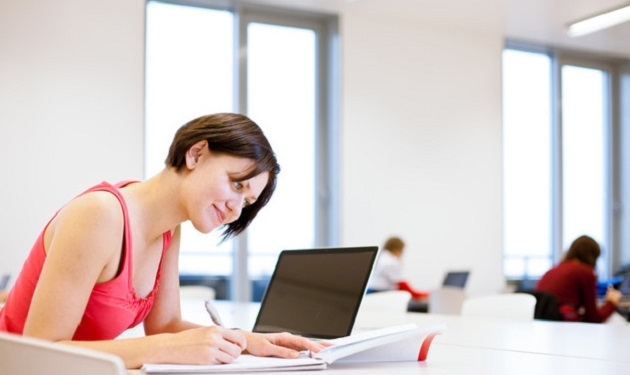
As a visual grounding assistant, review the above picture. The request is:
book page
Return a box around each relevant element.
[327,324,419,346]
[311,323,445,364]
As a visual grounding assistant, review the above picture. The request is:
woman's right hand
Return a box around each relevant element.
[605,286,622,305]
[155,326,247,365]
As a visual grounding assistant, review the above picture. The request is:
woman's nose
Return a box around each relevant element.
[225,196,243,222]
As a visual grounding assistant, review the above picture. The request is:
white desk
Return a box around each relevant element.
[397,311,630,363]
[124,299,630,374]
[184,299,630,364]
[127,343,630,375]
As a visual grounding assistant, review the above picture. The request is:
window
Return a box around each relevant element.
[561,65,609,256]
[502,44,619,281]
[145,1,339,301]
[502,49,553,279]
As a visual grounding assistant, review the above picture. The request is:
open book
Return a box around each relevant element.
[141,323,445,374]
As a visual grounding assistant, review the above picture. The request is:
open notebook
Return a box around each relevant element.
[143,323,446,373]
[252,246,379,339]
[0,332,126,375]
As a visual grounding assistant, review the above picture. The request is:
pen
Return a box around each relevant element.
[204,299,225,327]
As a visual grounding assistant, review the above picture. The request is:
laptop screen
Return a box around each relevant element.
[252,246,378,339]
[618,273,630,295]
[442,271,470,288]
[0,274,10,290]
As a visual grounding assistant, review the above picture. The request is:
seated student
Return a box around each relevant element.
[367,236,428,299]
[535,235,622,323]
[0,113,326,369]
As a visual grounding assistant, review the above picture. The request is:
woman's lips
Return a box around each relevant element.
[213,205,226,224]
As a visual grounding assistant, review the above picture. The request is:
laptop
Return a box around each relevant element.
[616,273,630,301]
[252,246,379,339]
[613,273,630,320]
[442,270,470,288]
[0,332,126,375]
[0,274,10,290]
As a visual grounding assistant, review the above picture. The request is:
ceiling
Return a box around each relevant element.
[504,0,630,59]
[253,0,630,59]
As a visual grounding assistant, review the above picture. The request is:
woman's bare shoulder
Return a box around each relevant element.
[47,190,125,248]
[62,190,123,220]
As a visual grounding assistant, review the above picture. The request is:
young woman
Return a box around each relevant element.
[0,113,326,368]
[535,235,622,323]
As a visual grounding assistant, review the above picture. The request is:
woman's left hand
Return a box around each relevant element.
[239,331,330,358]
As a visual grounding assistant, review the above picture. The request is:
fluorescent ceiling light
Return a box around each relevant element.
[567,2,630,37]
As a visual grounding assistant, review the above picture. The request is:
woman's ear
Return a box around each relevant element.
[185,140,208,169]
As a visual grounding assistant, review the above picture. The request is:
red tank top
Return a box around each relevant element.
[0,181,172,340]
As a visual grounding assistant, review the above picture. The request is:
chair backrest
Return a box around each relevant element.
[360,290,411,314]
[179,285,216,300]
[0,331,126,375]
[517,290,564,321]
[461,293,536,321]
[428,287,467,315]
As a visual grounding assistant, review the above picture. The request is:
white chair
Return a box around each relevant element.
[360,290,411,314]
[428,287,467,315]
[461,293,536,321]
[1,331,126,375]
[179,285,216,301]
[355,290,411,329]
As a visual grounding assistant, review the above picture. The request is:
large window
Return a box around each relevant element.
[502,49,553,280]
[502,44,619,282]
[145,1,339,301]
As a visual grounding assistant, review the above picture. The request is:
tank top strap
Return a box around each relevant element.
[81,181,172,300]
[81,181,136,290]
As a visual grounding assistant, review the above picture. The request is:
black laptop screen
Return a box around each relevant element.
[252,246,378,339]
[618,274,630,295]
[0,274,9,290]
[442,271,470,288]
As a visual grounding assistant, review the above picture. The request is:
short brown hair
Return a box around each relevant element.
[166,113,280,240]
[383,236,405,253]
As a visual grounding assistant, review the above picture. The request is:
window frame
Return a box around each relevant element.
[145,0,340,301]
[232,2,340,301]
[503,40,624,281]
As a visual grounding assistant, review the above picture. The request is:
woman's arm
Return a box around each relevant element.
[579,271,617,323]
[143,225,202,334]
[23,192,125,340]
[22,195,247,368]
[140,225,328,361]
[64,326,247,369]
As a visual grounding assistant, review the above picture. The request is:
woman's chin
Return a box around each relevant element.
[191,221,219,234]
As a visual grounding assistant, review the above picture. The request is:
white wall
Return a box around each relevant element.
[0,0,145,280]
[339,7,504,295]
[0,0,504,296]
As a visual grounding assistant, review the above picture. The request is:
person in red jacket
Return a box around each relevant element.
[535,235,622,323]
[367,236,429,299]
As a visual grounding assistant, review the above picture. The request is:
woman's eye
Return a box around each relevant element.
[233,181,243,190]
